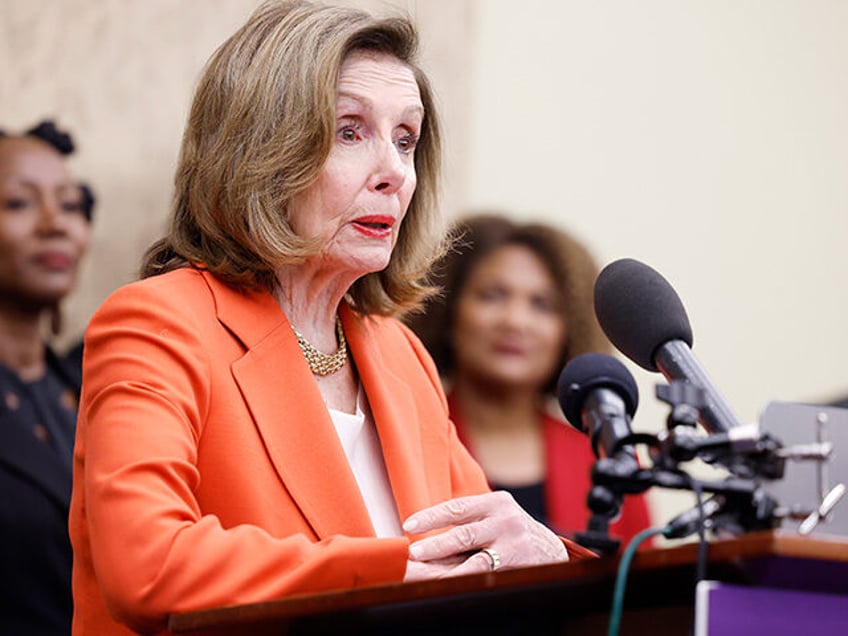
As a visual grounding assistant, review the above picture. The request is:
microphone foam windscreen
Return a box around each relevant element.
[594,258,693,371]
[557,352,639,432]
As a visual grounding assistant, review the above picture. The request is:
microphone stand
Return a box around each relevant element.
[576,380,790,554]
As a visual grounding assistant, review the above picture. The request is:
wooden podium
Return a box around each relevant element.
[169,531,848,636]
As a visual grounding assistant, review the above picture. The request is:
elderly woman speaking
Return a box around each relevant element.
[69,1,591,633]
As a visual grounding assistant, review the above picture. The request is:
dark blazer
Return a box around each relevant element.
[0,348,80,636]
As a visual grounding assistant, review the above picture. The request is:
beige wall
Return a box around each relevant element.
[3,0,847,532]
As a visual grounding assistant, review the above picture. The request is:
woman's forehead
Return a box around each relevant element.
[0,137,71,182]
[337,51,422,105]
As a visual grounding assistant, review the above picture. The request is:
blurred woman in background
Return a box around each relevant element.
[0,120,94,635]
[406,213,653,548]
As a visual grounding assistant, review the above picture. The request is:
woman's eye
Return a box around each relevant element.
[532,296,560,314]
[396,133,418,154]
[1,197,30,211]
[476,286,507,302]
[62,201,85,214]
[338,123,361,143]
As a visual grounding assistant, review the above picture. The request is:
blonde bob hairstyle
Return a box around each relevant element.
[141,0,444,316]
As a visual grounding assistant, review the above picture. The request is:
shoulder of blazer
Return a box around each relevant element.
[94,267,215,321]
[92,269,284,346]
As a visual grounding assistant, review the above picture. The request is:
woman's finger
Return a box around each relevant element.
[408,519,496,561]
[403,555,467,582]
[403,490,514,534]
[438,550,498,578]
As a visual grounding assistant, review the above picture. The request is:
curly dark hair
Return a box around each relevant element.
[0,119,95,221]
[25,120,76,155]
[405,213,612,398]
[78,182,96,222]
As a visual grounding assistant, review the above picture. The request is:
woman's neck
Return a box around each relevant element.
[0,309,48,380]
[451,377,547,487]
[274,265,354,350]
[451,377,543,432]
[273,265,360,414]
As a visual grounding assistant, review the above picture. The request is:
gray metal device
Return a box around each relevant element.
[759,401,848,536]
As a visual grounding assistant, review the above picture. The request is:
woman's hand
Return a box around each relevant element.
[402,491,568,582]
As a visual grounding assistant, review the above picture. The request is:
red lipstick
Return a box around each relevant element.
[352,215,395,238]
[33,252,73,270]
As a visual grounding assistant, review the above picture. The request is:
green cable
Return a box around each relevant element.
[607,526,671,636]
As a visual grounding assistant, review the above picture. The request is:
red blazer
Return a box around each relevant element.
[70,269,591,635]
[449,397,654,547]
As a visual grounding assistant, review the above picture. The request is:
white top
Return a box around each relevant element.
[328,388,404,537]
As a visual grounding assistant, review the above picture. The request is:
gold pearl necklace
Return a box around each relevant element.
[293,316,348,376]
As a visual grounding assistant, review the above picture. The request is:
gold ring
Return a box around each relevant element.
[480,547,501,571]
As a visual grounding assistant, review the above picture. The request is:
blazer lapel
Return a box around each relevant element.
[342,306,432,523]
[204,273,374,538]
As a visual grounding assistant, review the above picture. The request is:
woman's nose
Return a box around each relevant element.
[502,299,534,328]
[35,196,66,233]
[369,139,407,194]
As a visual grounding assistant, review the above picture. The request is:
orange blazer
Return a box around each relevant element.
[70,268,591,635]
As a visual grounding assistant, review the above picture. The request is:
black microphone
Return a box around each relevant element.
[593,258,742,434]
[557,352,640,469]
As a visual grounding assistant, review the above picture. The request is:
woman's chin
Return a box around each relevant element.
[472,369,547,393]
[343,251,394,277]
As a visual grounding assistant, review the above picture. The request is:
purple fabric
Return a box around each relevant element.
[696,581,848,635]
